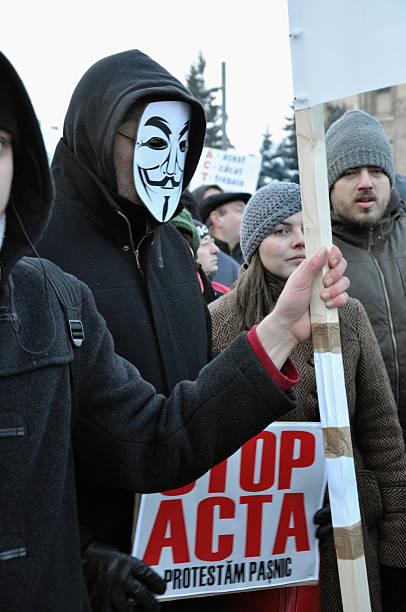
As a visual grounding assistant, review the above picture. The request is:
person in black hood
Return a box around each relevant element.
[0,48,167,612]
[41,49,210,404]
[37,50,349,611]
[0,48,351,611]
[39,50,216,610]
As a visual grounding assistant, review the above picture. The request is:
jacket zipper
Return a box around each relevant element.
[116,210,142,272]
[368,228,400,405]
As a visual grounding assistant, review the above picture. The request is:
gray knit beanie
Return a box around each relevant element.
[240,182,302,264]
[325,109,394,188]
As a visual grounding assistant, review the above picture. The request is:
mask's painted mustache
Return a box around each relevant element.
[144,174,180,188]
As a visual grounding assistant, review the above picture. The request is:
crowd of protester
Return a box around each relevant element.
[0,45,405,612]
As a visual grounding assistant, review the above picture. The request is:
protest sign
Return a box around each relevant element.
[133,422,326,601]
[288,0,406,110]
[188,146,261,194]
[285,2,404,608]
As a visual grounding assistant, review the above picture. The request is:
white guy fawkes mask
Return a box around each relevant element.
[133,100,191,222]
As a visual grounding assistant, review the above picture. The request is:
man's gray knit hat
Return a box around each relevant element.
[325,109,394,188]
[240,182,301,264]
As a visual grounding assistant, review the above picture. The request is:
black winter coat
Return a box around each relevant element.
[214,237,244,265]
[1,259,297,612]
[39,50,213,551]
[0,50,298,611]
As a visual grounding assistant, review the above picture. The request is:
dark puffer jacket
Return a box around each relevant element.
[0,51,300,611]
[332,189,406,441]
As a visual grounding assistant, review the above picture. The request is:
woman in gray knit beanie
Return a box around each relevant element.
[208,180,406,612]
[231,181,304,331]
[241,182,302,263]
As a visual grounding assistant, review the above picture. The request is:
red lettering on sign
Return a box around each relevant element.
[278,431,315,489]
[202,172,208,181]
[240,495,273,556]
[203,161,210,169]
[240,431,276,492]
[162,482,195,496]
[208,460,228,493]
[272,493,310,554]
[195,496,234,561]
[143,499,190,565]
[206,150,213,158]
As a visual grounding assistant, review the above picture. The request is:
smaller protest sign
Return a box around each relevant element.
[189,147,261,194]
[132,422,326,601]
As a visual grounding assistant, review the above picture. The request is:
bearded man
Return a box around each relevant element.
[327,109,406,443]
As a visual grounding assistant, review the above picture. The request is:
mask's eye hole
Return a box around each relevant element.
[179,140,188,153]
[145,137,167,150]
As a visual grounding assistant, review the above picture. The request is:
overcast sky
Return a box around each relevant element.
[3,0,294,156]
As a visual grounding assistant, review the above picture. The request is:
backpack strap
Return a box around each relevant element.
[25,258,84,427]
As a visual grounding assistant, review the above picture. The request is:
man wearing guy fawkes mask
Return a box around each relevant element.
[39,50,211,611]
[131,100,191,222]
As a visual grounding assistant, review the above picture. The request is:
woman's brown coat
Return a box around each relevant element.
[209,290,406,612]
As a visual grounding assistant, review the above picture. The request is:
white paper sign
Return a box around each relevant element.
[133,423,326,601]
[189,147,261,194]
[288,0,406,110]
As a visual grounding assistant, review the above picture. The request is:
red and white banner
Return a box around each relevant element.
[189,146,261,194]
[132,422,326,601]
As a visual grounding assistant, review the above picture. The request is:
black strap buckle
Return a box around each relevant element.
[69,319,84,347]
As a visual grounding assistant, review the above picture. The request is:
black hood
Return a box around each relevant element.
[0,52,53,272]
[54,49,206,218]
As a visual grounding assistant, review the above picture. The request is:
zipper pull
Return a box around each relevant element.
[135,249,142,271]
[368,227,375,250]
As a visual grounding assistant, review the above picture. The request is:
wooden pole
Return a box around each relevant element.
[295,104,371,612]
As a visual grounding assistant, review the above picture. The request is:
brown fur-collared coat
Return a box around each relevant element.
[209,288,406,612]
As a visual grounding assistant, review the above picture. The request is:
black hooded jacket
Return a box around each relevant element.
[38,50,212,550]
[41,49,209,392]
[0,51,297,611]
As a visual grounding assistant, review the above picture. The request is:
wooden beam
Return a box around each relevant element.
[295,104,371,612]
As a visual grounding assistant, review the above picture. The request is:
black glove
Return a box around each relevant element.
[313,500,332,551]
[82,541,166,611]
[380,565,406,612]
